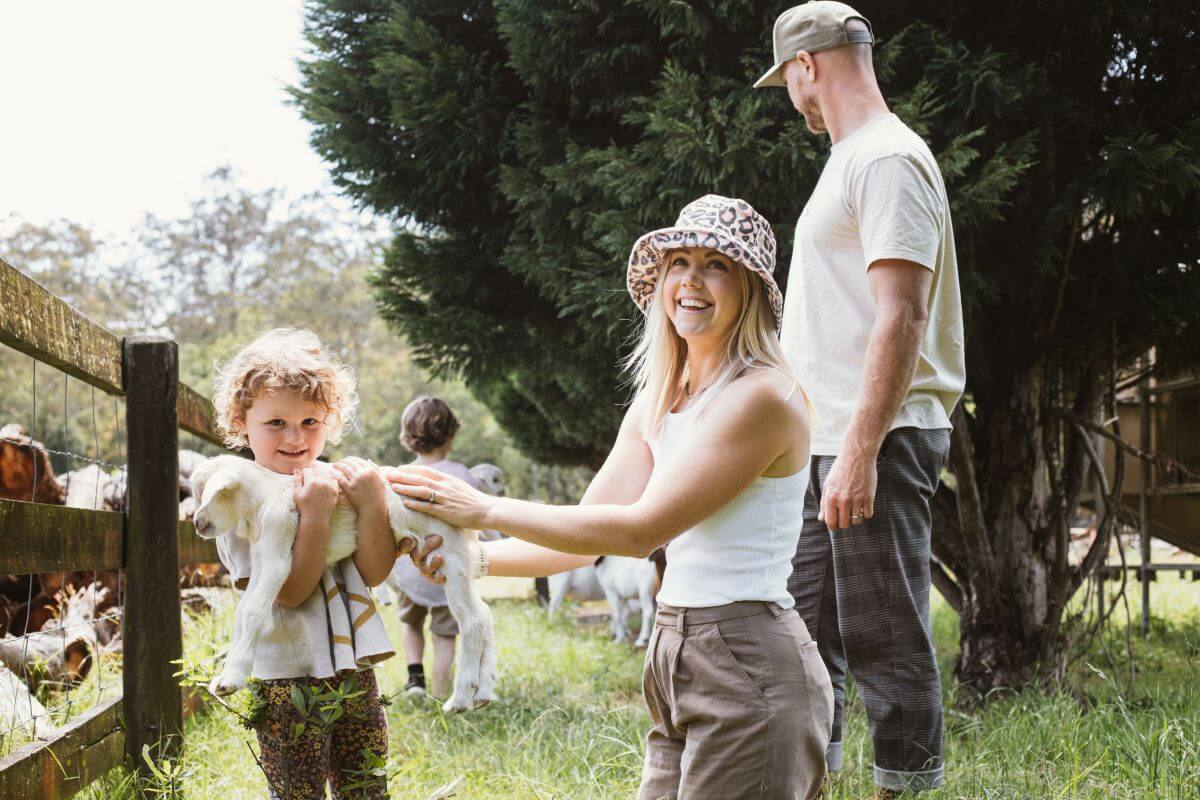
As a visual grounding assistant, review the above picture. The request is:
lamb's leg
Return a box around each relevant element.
[387,495,494,713]
[440,569,493,713]
[602,584,626,642]
[211,569,256,695]
[475,586,498,703]
[212,504,298,695]
[212,551,292,695]
[635,572,655,649]
[547,573,567,618]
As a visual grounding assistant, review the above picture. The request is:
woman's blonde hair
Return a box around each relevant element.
[623,257,808,436]
[212,328,358,449]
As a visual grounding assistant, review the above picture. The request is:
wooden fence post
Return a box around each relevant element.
[122,336,183,772]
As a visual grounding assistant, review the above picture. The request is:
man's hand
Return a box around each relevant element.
[333,457,388,514]
[293,466,339,522]
[818,448,878,532]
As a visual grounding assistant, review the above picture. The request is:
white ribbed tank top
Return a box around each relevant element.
[649,400,809,609]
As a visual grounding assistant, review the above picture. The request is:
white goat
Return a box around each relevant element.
[547,564,606,617]
[594,556,658,648]
[468,463,505,543]
[468,463,505,497]
[190,455,496,713]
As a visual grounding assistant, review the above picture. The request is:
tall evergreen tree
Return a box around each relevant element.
[294,0,1200,694]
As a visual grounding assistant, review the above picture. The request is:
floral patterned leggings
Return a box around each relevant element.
[254,669,388,800]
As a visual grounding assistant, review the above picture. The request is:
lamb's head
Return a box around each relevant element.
[470,463,506,497]
[191,455,260,540]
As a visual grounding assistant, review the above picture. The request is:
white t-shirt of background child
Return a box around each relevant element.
[780,113,965,456]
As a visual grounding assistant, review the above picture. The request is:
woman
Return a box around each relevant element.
[389,195,834,800]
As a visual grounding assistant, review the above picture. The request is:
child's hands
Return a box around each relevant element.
[293,466,339,522]
[332,457,388,514]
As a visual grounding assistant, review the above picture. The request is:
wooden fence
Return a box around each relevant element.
[0,255,225,799]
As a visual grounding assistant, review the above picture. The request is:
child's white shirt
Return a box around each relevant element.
[217,535,394,680]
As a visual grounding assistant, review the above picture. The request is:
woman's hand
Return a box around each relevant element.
[382,465,497,530]
[332,457,388,514]
[293,466,339,521]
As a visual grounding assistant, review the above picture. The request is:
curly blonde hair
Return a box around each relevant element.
[212,329,358,449]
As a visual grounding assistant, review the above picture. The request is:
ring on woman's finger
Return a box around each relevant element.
[427,490,439,504]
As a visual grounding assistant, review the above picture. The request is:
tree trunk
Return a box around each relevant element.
[937,375,1083,701]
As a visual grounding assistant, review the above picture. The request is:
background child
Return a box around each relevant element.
[391,395,478,698]
[211,328,397,800]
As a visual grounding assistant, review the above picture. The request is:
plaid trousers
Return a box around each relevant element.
[788,427,949,793]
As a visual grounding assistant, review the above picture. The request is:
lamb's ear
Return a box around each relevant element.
[193,471,242,539]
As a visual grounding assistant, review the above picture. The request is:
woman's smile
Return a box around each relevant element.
[676,296,714,314]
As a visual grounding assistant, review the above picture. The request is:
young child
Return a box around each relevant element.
[211,329,397,800]
[391,396,477,698]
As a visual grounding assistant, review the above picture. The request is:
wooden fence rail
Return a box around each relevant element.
[0,257,225,798]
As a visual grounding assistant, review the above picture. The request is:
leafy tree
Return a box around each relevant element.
[295,0,1200,695]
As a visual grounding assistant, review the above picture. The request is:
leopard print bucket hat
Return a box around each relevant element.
[627,194,782,327]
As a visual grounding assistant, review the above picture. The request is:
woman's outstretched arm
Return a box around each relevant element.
[391,376,800,558]
[385,394,657,579]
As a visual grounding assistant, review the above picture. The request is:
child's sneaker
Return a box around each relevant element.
[404,664,427,696]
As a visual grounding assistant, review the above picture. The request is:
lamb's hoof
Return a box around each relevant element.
[209,675,242,697]
[634,639,649,649]
[472,695,493,709]
[442,696,471,714]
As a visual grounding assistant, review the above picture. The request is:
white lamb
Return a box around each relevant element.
[594,555,658,648]
[190,454,496,713]
[547,563,606,617]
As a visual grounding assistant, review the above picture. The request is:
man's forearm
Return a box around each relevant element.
[845,307,926,456]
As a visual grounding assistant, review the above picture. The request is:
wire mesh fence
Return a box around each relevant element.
[0,351,128,758]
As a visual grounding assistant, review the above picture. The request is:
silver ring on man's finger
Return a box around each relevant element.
[428,490,438,504]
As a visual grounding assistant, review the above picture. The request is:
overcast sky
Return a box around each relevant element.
[1,0,346,239]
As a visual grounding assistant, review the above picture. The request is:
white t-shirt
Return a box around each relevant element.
[781,113,965,456]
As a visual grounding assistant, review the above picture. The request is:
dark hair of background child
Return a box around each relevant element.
[401,396,460,454]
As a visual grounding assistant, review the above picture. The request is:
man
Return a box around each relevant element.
[755,2,966,796]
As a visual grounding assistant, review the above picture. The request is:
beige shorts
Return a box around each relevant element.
[397,595,458,637]
[639,601,834,800]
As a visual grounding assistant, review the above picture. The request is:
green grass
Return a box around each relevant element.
[60,575,1200,798]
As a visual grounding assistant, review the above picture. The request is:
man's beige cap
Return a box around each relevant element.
[753,1,874,88]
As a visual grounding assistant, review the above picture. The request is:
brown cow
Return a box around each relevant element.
[0,424,64,504]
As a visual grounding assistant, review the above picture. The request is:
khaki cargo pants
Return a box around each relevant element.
[638,601,834,800]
